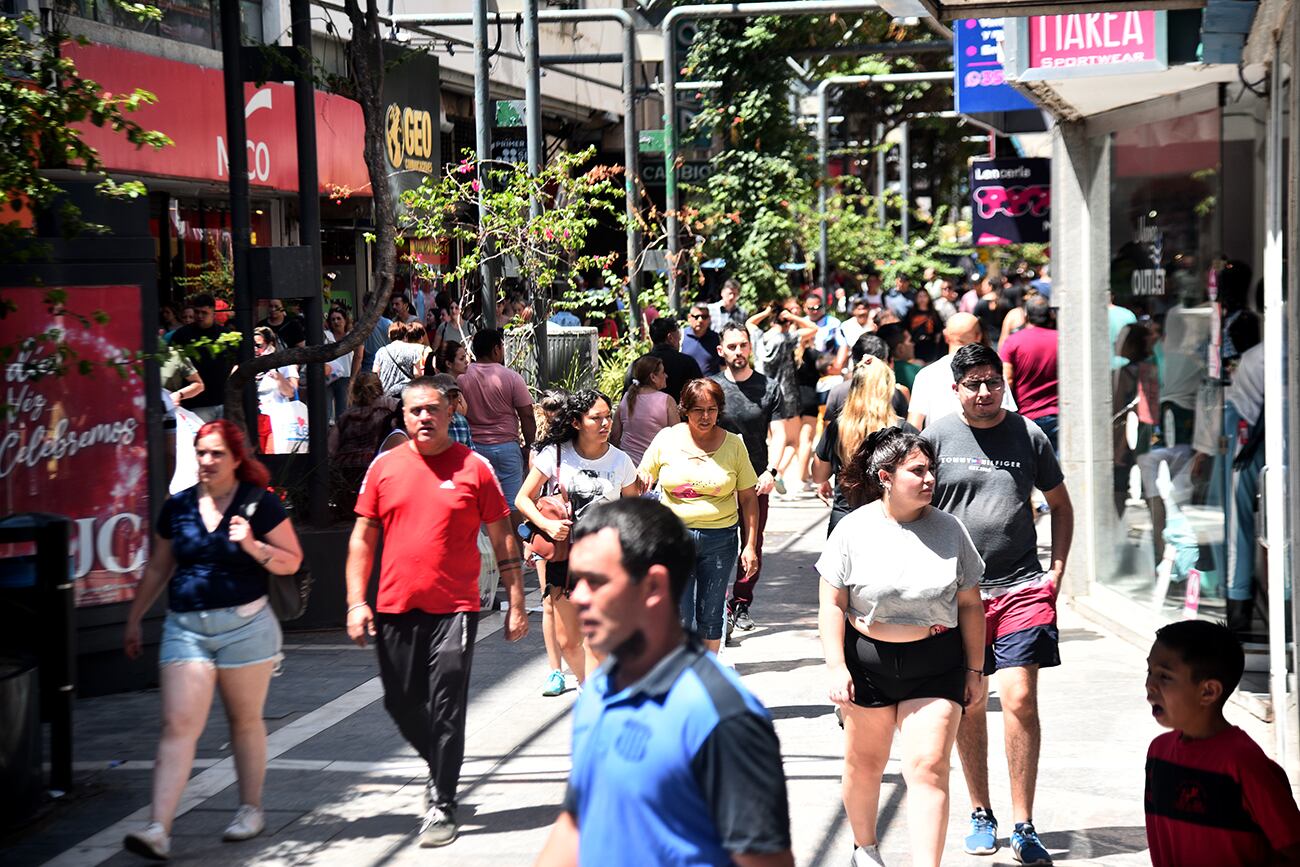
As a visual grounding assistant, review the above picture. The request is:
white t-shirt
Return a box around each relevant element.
[257,364,298,412]
[817,501,984,629]
[1226,343,1265,426]
[908,352,1016,425]
[532,441,638,523]
[324,331,352,380]
[838,317,871,353]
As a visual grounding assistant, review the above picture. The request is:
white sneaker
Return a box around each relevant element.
[123,822,171,860]
[222,804,265,842]
[852,843,886,866]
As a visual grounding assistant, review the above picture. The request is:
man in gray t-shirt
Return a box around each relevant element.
[921,343,1073,865]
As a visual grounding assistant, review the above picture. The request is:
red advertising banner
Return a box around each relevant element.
[1,287,150,607]
[64,43,370,195]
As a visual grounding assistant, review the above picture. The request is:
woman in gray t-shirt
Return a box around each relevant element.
[816,427,985,867]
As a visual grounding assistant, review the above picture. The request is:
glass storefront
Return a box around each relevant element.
[1102,97,1292,674]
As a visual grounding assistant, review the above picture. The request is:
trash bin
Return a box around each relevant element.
[0,657,42,829]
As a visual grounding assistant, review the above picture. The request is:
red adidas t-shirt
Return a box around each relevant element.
[355,442,510,615]
[1145,726,1300,867]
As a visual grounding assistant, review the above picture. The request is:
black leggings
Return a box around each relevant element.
[842,624,965,708]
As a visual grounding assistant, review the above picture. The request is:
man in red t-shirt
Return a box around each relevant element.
[1000,295,1059,453]
[346,376,528,848]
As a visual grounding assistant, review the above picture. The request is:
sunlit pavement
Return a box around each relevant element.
[8,493,1270,866]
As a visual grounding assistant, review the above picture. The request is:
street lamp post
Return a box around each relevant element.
[661,1,884,310]
[814,71,952,282]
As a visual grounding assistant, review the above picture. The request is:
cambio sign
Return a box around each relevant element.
[217,88,274,182]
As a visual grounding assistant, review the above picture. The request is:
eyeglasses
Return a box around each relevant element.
[959,378,1005,393]
[270,305,284,312]
[689,313,710,320]
[806,304,822,311]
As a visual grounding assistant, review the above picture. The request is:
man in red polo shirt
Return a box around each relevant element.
[346,375,528,848]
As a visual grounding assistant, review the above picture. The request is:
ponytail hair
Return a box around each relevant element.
[627,354,662,416]
[840,427,934,507]
[195,419,271,488]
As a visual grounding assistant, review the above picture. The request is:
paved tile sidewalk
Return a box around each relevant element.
[5,495,1267,865]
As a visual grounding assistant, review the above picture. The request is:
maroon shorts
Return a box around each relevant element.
[981,581,1060,675]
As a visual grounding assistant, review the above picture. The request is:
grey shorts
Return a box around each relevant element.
[160,597,283,670]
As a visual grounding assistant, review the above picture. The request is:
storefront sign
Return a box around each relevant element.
[1004,11,1167,81]
[969,157,1050,245]
[1,287,150,607]
[641,160,713,187]
[954,18,1037,113]
[65,43,369,194]
[384,51,441,213]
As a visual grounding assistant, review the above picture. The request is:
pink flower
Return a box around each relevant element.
[457,159,473,174]
[544,228,554,241]
[471,179,481,192]
[563,229,570,239]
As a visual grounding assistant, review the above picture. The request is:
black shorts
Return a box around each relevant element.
[542,559,575,597]
[842,624,965,708]
[798,385,820,418]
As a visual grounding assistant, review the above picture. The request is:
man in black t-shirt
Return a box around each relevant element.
[257,300,306,349]
[169,293,235,422]
[623,316,702,402]
[710,324,784,638]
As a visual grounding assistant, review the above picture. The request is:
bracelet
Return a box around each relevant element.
[346,602,369,615]
[257,543,273,566]
[965,667,984,675]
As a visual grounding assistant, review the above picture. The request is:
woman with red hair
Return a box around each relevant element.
[121,420,303,859]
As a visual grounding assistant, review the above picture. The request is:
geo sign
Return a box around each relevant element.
[1006,10,1167,81]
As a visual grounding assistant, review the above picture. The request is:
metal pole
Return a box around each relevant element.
[818,86,830,286]
[219,0,256,435]
[290,0,328,526]
[663,19,680,310]
[900,119,910,245]
[660,1,883,310]
[523,0,547,383]
[473,0,497,329]
[875,121,886,226]
[623,22,641,335]
[1261,37,1290,767]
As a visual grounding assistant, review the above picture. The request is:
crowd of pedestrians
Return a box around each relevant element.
[126,266,1300,866]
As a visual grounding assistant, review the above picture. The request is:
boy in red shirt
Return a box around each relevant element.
[1145,620,1300,867]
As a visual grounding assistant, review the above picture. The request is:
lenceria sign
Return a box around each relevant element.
[1004,11,1168,81]
[969,158,1050,245]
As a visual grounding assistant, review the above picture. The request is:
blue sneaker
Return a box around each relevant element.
[964,808,998,855]
[541,669,565,697]
[1010,822,1052,865]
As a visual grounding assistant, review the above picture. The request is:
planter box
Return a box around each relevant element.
[285,522,378,631]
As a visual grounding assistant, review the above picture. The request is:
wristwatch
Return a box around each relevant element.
[765,467,778,477]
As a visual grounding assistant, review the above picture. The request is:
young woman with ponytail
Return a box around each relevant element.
[816,427,987,867]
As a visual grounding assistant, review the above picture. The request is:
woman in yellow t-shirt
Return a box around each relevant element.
[638,378,759,653]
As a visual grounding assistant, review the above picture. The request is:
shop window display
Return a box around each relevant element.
[1104,109,1242,628]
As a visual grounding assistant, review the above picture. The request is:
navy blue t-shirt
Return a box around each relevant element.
[156,483,289,612]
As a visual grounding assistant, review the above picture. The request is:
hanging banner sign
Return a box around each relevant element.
[954,18,1037,113]
[969,158,1050,245]
[1005,11,1168,81]
[1,287,150,607]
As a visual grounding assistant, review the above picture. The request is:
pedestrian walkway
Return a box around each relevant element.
[7,495,1272,866]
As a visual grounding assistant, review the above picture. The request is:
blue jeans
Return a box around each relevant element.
[679,525,739,641]
[1031,414,1059,455]
[327,376,350,422]
[474,440,525,507]
[1228,404,1264,602]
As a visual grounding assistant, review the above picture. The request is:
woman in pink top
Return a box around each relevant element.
[612,355,678,465]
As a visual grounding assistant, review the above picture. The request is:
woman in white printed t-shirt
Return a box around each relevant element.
[516,389,641,696]
[252,327,298,454]
[817,427,986,867]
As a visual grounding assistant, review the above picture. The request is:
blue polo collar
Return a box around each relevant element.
[597,638,704,704]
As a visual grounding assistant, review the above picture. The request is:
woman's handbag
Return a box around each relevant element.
[238,489,313,621]
[526,444,572,562]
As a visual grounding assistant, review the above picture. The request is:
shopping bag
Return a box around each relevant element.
[478,529,500,611]
[170,407,204,494]
[268,399,309,454]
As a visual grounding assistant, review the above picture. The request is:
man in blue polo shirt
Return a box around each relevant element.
[535,499,792,867]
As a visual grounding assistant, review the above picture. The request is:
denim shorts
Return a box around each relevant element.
[679,525,739,641]
[474,441,525,507]
[160,597,283,670]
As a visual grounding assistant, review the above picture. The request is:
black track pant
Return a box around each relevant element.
[375,610,478,808]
